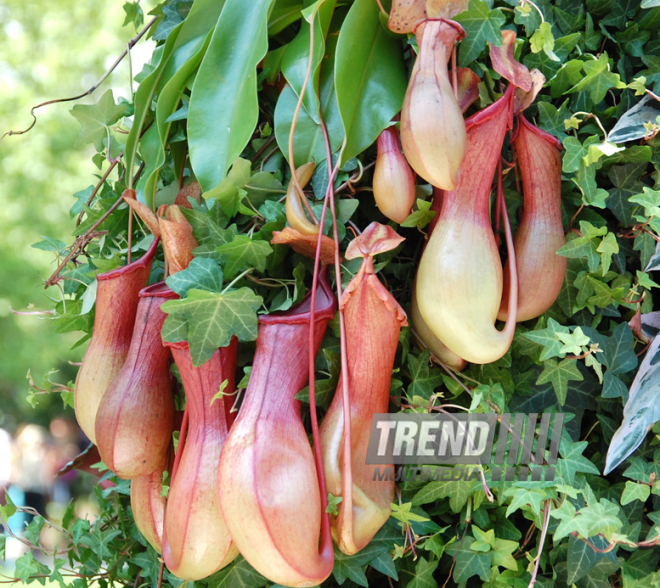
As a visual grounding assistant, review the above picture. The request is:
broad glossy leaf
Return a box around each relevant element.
[274,30,343,167]
[124,24,183,193]
[137,0,224,206]
[281,0,336,123]
[268,0,304,35]
[609,95,660,143]
[606,332,660,474]
[334,0,407,164]
[188,0,276,192]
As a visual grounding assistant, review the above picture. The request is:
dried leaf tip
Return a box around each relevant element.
[344,222,405,260]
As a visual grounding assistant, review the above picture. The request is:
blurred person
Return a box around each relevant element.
[12,424,54,521]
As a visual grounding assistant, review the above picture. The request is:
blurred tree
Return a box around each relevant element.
[0,0,155,430]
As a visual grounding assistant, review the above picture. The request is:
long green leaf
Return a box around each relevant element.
[137,0,227,206]
[334,0,407,165]
[124,24,183,195]
[280,0,336,123]
[274,10,344,166]
[188,0,276,193]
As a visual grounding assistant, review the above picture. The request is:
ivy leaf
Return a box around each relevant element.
[574,500,623,540]
[470,527,494,552]
[407,350,444,400]
[551,60,585,98]
[31,236,68,254]
[538,99,573,142]
[602,371,628,400]
[602,322,637,376]
[562,136,594,174]
[23,516,46,544]
[566,534,618,585]
[296,349,340,409]
[557,222,605,272]
[630,187,660,218]
[14,552,50,583]
[216,235,273,280]
[122,2,144,29]
[597,233,619,275]
[502,487,548,517]
[151,0,192,41]
[391,502,431,526]
[556,326,590,355]
[621,481,651,505]
[407,557,439,588]
[448,536,492,583]
[556,438,601,484]
[530,22,558,61]
[454,0,505,67]
[70,89,127,151]
[369,551,398,580]
[491,538,519,572]
[332,547,369,586]
[161,288,263,366]
[412,477,472,513]
[536,358,584,405]
[400,199,436,230]
[87,527,122,559]
[567,53,626,103]
[206,556,269,588]
[166,258,223,297]
[522,317,570,361]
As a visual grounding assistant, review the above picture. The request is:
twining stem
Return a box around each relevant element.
[320,117,355,546]
[291,9,334,560]
[46,160,147,287]
[76,120,152,227]
[171,408,189,481]
[520,0,545,23]
[287,18,319,224]
[527,500,551,588]
[76,160,119,226]
[127,209,134,264]
[306,160,341,559]
[572,112,608,142]
[499,151,519,341]
[452,43,458,101]
[2,16,158,140]
[495,159,503,247]
[221,268,255,294]
[45,194,126,288]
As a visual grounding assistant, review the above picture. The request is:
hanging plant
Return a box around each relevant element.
[8,0,660,587]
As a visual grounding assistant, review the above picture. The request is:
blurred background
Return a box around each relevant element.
[0,0,156,559]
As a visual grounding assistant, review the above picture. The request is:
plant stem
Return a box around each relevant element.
[2,16,158,139]
[527,500,551,588]
[221,268,255,293]
[45,193,127,288]
[287,15,318,224]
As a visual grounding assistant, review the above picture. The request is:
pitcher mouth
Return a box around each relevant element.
[139,281,179,299]
[412,17,466,41]
[259,266,337,326]
[97,237,159,282]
